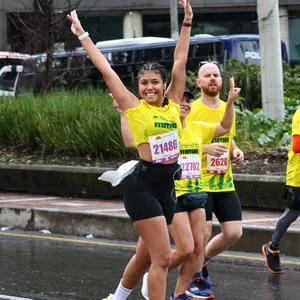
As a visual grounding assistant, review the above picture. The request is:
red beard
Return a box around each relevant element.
[201,84,221,97]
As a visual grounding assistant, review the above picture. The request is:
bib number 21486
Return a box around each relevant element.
[149,130,179,164]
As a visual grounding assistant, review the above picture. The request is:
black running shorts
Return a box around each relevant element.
[205,191,242,223]
[123,160,182,225]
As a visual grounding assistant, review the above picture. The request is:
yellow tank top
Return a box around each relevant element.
[175,121,216,197]
[286,107,300,187]
[124,99,182,146]
[187,98,236,192]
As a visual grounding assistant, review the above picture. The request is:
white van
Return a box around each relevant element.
[0,65,24,96]
[0,65,36,97]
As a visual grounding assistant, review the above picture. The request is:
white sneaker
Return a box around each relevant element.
[102,293,114,300]
[141,272,149,300]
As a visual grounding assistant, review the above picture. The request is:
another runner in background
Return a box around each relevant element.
[262,107,300,274]
[186,62,244,299]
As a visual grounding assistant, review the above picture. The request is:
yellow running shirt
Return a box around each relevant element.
[187,98,236,192]
[175,121,216,197]
[125,99,182,145]
[286,107,300,187]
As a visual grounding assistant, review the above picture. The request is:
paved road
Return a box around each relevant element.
[1,231,300,300]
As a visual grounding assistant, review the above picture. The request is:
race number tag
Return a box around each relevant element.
[178,154,201,179]
[206,151,229,174]
[149,131,179,164]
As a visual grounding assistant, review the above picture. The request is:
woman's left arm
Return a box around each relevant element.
[166,0,193,104]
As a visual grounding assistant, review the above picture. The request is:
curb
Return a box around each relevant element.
[1,206,300,257]
[0,164,287,210]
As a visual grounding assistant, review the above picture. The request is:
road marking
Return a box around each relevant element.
[0,295,33,300]
[0,197,59,203]
[1,231,300,266]
[0,232,136,248]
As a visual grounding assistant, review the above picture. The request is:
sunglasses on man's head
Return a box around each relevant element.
[198,61,219,68]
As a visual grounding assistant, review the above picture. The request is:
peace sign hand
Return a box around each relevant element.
[227,77,241,104]
[67,10,85,37]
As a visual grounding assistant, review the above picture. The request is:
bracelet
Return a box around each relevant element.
[184,17,193,21]
[182,22,192,27]
[78,32,89,41]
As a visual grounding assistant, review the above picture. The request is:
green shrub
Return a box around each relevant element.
[0,81,299,158]
[235,97,300,151]
[0,90,131,158]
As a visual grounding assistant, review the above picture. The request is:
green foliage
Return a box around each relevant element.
[0,81,299,157]
[0,90,131,158]
[221,59,262,109]
[235,97,300,151]
[283,63,300,99]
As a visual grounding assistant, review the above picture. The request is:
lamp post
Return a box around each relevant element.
[257,0,284,120]
[170,0,179,39]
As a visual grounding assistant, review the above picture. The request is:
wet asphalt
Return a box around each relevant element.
[1,231,300,300]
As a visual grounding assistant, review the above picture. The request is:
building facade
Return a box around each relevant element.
[1,0,300,64]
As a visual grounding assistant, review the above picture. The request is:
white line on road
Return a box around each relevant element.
[0,197,60,203]
[0,294,33,300]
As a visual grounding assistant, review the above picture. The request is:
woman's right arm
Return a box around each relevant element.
[67,10,139,111]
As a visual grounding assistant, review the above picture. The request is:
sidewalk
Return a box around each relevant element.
[0,192,300,257]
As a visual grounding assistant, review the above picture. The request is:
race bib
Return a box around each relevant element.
[206,151,229,174]
[178,154,201,179]
[149,130,179,164]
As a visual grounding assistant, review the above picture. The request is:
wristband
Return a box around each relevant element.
[182,22,192,27]
[78,32,89,41]
[184,17,193,21]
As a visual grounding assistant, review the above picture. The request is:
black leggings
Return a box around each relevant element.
[271,186,300,248]
[123,160,181,225]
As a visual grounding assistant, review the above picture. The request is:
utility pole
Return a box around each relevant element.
[170,0,179,39]
[257,0,284,120]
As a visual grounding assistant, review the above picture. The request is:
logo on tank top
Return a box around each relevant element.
[180,149,199,154]
[154,122,177,129]
[212,137,229,143]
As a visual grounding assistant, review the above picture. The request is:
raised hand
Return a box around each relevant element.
[179,0,193,19]
[67,10,85,37]
[227,77,241,104]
